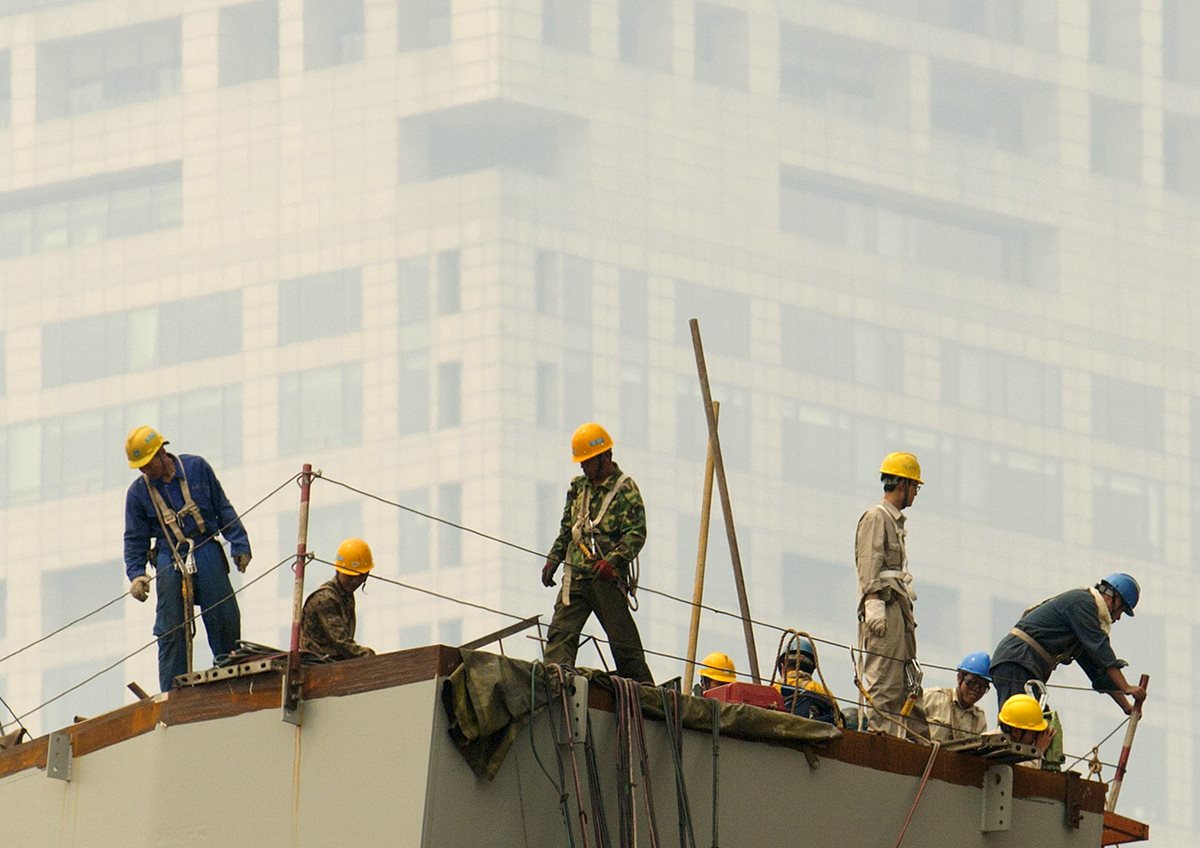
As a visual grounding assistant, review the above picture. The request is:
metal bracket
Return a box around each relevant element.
[567,674,588,744]
[981,765,1012,832]
[1063,770,1082,829]
[46,731,72,782]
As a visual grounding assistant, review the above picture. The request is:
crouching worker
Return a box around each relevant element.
[998,694,1056,761]
[694,651,737,694]
[921,652,991,743]
[301,538,376,660]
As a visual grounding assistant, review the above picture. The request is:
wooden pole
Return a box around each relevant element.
[282,464,314,724]
[684,401,720,692]
[688,319,761,683]
[1106,674,1150,812]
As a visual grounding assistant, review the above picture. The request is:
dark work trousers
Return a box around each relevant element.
[153,544,241,692]
[544,576,654,684]
[990,661,1041,712]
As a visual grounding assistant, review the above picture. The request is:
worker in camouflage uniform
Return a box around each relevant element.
[542,422,653,683]
[300,538,376,661]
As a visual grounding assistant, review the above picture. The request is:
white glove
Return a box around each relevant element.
[130,575,151,603]
[863,598,887,637]
[234,553,252,573]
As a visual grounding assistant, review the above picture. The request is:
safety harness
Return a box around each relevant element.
[562,473,640,610]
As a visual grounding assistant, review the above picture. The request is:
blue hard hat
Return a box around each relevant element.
[956,651,992,681]
[1102,573,1140,616]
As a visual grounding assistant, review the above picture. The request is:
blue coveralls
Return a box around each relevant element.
[123,454,251,692]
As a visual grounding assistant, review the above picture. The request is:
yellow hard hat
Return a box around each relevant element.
[571,422,613,463]
[334,538,374,575]
[699,651,737,684]
[879,452,923,484]
[998,694,1048,732]
[125,425,167,469]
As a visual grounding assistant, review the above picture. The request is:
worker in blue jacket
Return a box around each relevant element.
[123,426,252,692]
[990,573,1147,717]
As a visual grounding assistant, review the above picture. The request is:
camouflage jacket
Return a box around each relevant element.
[300,579,375,661]
[547,464,646,579]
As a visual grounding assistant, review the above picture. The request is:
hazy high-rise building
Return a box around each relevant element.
[0,1,1194,842]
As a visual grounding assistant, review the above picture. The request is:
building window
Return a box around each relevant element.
[1164,113,1200,196]
[1164,0,1200,85]
[398,256,430,326]
[780,169,1044,287]
[42,561,123,629]
[619,361,649,449]
[537,481,562,549]
[1,0,87,15]
[618,0,672,72]
[37,18,181,120]
[1090,95,1141,181]
[535,251,559,315]
[0,331,5,395]
[304,0,364,70]
[0,162,182,260]
[1092,376,1164,450]
[278,363,363,455]
[397,487,431,574]
[0,579,6,639]
[154,384,245,469]
[42,290,241,387]
[677,379,749,470]
[918,0,1023,42]
[941,343,1062,426]
[219,0,279,86]
[780,26,897,122]
[543,0,590,53]
[674,281,750,359]
[536,361,559,428]
[437,361,462,427]
[563,349,592,429]
[398,0,451,52]
[914,582,961,659]
[279,268,362,344]
[0,50,10,129]
[1089,0,1140,72]
[930,61,1032,154]
[41,657,122,739]
[436,250,461,315]
[437,482,462,566]
[1093,471,1163,559]
[619,269,648,340]
[276,501,362,595]
[781,308,903,389]
[694,2,747,90]
[781,553,855,640]
[957,440,1063,538]
[399,103,585,181]
[780,402,857,491]
[398,349,430,434]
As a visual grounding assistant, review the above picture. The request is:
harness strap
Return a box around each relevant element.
[145,459,207,552]
[1008,626,1074,671]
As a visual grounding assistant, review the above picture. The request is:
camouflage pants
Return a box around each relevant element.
[545,577,654,684]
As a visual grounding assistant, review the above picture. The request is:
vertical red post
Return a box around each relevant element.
[1106,673,1150,812]
[282,464,313,724]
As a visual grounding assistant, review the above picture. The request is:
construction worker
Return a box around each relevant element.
[541,422,653,684]
[300,538,376,661]
[122,426,252,692]
[997,693,1055,757]
[776,635,836,723]
[694,651,736,694]
[855,452,924,738]
[921,652,991,743]
[990,573,1147,716]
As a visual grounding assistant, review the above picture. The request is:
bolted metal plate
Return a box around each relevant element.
[567,675,588,744]
[46,731,72,782]
[981,764,1013,832]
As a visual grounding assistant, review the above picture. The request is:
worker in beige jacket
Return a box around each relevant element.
[855,452,923,738]
[922,652,991,743]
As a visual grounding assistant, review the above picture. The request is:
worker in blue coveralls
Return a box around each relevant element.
[123,425,252,692]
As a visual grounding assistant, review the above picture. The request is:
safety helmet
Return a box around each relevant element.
[125,425,167,469]
[699,651,737,684]
[1100,573,1139,616]
[956,651,992,682]
[334,538,374,575]
[571,422,613,463]
[998,694,1048,732]
[879,452,923,484]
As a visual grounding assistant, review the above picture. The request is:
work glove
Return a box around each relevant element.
[593,559,616,582]
[541,560,558,587]
[130,575,151,603]
[234,553,252,573]
[863,598,887,637]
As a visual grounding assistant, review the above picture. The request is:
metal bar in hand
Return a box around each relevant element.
[688,318,761,684]
[1106,673,1149,812]
[684,401,719,692]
